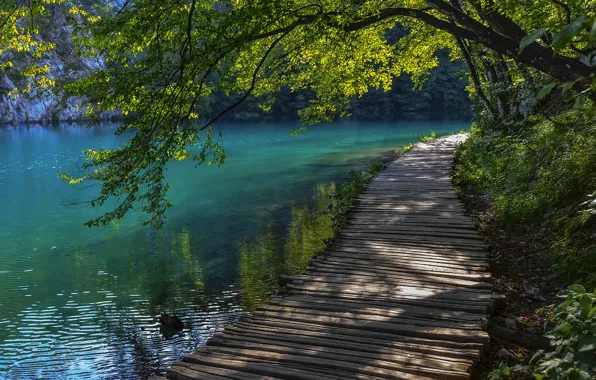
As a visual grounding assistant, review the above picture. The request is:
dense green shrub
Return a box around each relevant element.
[453,110,596,287]
[532,285,596,379]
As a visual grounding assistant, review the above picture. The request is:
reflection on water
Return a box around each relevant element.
[0,225,244,379]
[239,184,336,311]
[0,120,469,378]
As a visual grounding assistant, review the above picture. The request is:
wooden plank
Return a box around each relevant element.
[314,256,488,275]
[182,353,356,380]
[167,365,232,380]
[341,224,481,238]
[254,304,481,330]
[346,215,476,226]
[323,249,489,268]
[248,308,489,343]
[229,321,483,359]
[305,267,493,290]
[218,327,476,365]
[170,362,278,380]
[335,236,488,253]
[270,295,485,322]
[265,297,484,325]
[283,275,491,295]
[329,240,488,259]
[285,289,490,314]
[285,283,492,305]
[205,339,471,379]
[311,259,492,281]
[237,316,485,350]
[338,232,487,250]
[199,346,461,380]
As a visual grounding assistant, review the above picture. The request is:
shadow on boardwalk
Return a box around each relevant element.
[165,135,493,380]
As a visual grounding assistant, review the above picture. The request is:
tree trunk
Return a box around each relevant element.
[425,0,595,82]
[455,38,496,117]
[482,60,510,117]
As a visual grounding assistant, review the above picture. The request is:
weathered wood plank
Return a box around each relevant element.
[218,327,476,365]
[323,249,489,268]
[329,240,489,259]
[310,259,492,281]
[235,317,486,353]
[304,267,493,290]
[282,275,491,295]
[270,295,485,322]
[198,346,459,380]
[205,339,471,379]
[285,289,491,314]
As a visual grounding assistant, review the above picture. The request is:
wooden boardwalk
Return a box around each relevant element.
[166,135,492,380]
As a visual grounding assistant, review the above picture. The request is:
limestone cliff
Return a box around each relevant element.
[0,5,116,124]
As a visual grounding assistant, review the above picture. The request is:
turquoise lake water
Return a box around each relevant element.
[0,120,469,379]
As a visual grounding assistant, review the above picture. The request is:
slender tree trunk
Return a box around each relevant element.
[494,55,518,116]
[455,37,496,117]
[482,59,510,116]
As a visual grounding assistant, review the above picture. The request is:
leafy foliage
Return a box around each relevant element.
[419,129,437,142]
[326,161,385,233]
[395,143,414,155]
[454,107,596,287]
[2,0,595,226]
[531,285,596,379]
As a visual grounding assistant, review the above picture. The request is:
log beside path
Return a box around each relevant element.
[167,134,492,380]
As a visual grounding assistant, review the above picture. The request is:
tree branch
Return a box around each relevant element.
[551,0,571,24]
[200,30,291,131]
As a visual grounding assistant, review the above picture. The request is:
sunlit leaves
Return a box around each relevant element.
[552,16,586,51]
[7,0,592,227]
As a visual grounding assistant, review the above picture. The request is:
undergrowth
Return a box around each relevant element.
[327,161,385,232]
[454,99,596,379]
[488,285,596,379]
[453,109,596,288]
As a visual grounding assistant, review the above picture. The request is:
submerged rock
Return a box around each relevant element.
[159,313,184,338]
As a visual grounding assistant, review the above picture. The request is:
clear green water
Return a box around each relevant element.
[0,120,469,379]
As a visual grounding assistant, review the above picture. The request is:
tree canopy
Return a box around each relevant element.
[1,0,595,227]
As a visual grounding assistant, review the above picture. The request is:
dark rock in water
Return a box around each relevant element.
[159,313,184,338]
[159,313,184,329]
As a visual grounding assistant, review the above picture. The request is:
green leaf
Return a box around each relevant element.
[520,27,546,53]
[590,19,596,42]
[574,95,586,111]
[579,295,592,313]
[552,16,585,51]
[530,350,545,364]
[563,351,574,362]
[556,322,573,335]
[569,284,586,293]
[537,83,557,100]
[560,82,574,94]
[588,305,596,317]
[578,336,596,353]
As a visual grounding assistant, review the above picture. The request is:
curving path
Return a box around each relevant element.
[165,134,492,380]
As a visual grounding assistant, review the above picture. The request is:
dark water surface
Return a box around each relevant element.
[0,120,469,379]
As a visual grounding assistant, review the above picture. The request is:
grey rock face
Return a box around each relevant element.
[0,5,117,124]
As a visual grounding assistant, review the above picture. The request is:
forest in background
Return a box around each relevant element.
[0,2,470,124]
